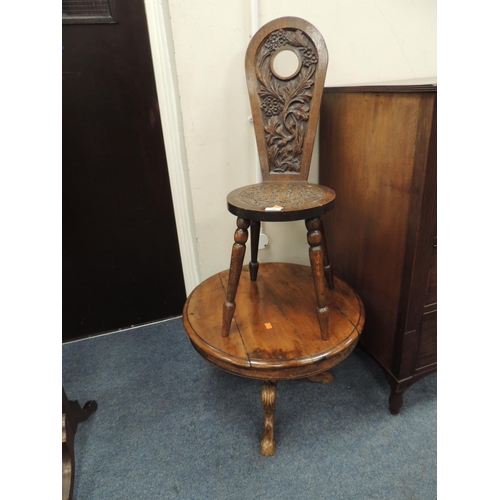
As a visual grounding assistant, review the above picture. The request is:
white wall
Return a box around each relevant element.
[163,0,436,285]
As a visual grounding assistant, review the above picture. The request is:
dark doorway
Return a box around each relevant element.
[62,0,186,341]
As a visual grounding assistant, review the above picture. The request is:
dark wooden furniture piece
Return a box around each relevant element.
[62,388,97,500]
[223,16,336,341]
[183,18,365,456]
[319,85,437,414]
[184,263,364,454]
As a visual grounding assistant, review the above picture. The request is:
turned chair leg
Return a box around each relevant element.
[249,220,260,281]
[222,217,250,337]
[319,218,334,289]
[261,380,277,456]
[306,217,330,341]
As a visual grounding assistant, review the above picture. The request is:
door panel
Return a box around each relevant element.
[63,0,186,341]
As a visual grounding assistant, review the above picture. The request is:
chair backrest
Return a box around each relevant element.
[246,17,328,182]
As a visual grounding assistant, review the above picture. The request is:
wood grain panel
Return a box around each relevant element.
[320,91,425,368]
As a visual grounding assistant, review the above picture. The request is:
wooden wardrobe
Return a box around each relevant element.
[319,85,437,413]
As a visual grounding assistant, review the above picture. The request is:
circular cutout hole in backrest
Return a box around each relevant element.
[270,48,301,80]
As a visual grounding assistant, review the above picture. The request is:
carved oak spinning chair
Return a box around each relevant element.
[222,17,335,340]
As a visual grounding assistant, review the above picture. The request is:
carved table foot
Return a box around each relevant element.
[70,399,98,423]
[307,371,335,384]
[260,380,277,456]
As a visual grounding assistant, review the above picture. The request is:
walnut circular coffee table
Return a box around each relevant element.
[183,262,365,455]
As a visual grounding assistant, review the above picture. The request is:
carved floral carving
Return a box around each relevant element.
[256,29,318,174]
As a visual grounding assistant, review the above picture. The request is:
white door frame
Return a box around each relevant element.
[144,0,200,295]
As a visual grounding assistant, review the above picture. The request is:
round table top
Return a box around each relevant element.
[183,263,365,380]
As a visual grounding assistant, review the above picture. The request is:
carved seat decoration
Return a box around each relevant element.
[235,182,326,209]
[182,17,365,456]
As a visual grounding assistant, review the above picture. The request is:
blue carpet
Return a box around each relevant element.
[62,317,436,499]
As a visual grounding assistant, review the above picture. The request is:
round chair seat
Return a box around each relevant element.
[183,263,364,380]
[226,182,336,222]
